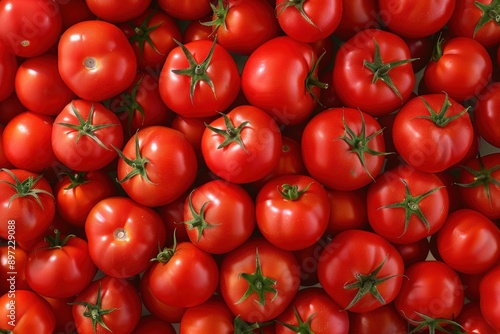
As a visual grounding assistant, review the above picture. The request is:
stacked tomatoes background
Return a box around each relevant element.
[1,0,500,333]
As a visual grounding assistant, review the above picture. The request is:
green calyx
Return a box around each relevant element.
[456,156,500,208]
[233,316,274,334]
[57,101,117,151]
[278,182,312,201]
[201,0,229,33]
[0,168,54,210]
[42,229,75,250]
[276,0,317,28]
[416,93,470,128]
[127,9,165,56]
[113,131,156,185]
[61,171,90,190]
[235,248,278,306]
[69,283,117,334]
[0,329,13,334]
[363,39,418,100]
[343,255,401,310]
[151,230,178,264]
[114,75,145,135]
[379,178,445,237]
[337,110,392,182]
[404,311,465,334]
[171,37,218,105]
[205,112,251,153]
[306,51,329,107]
[182,190,219,243]
[474,0,500,38]
[275,306,315,334]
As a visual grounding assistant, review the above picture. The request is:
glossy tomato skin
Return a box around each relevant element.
[255,174,330,251]
[179,296,234,333]
[325,187,369,235]
[348,303,408,334]
[437,209,500,274]
[219,237,301,322]
[474,82,500,148]
[333,29,416,116]
[301,107,387,191]
[455,301,497,334]
[52,100,124,172]
[58,20,137,101]
[0,125,14,169]
[0,245,30,294]
[392,94,474,173]
[334,0,380,41]
[86,0,151,22]
[318,229,405,313]
[479,264,500,332]
[274,287,349,334]
[133,315,177,334]
[0,43,17,102]
[393,238,431,267]
[58,0,95,30]
[158,0,212,20]
[85,196,167,278]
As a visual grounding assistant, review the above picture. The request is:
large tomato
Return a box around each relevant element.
[474,82,500,148]
[479,263,500,332]
[58,20,137,101]
[85,196,167,278]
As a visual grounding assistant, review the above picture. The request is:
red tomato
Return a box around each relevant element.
[348,303,408,334]
[86,0,151,22]
[334,0,380,41]
[275,0,342,43]
[393,238,431,267]
[0,43,17,102]
[42,295,78,334]
[292,238,327,287]
[179,296,234,333]
[479,264,500,332]
[0,93,25,125]
[52,100,124,172]
[0,0,62,57]
[318,229,405,313]
[159,38,240,118]
[274,287,349,334]
[403,36,434,73]
[25,230,97,298]
[392,93,474,173]
[157,194,191,244]
[133,315,176,334]
[57,0,95,30]
[378,0,456,38]
[455,301,497,334]
[0,245,30,295]
[183,179,255,254]
[0,169,55,243]
[157,0,213,20]
[201,105,282,184]
[301,107,387,191]
[58,20,137,101]
[333,29,416,116]
[170,114,216,160]
[0,125,14,169]
[474,82,500,148]
[255,174,330,251]
[72,275,142,334]
[116,125,198,207]
[219,237,301,322]
[3,112,57,172]
[0,290,56,333]
[325,187,369,235]
[183,16,214,43]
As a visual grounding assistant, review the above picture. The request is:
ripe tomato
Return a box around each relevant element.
[479,264,500,332]
[0,125,14,169]
[201,105,282,184]
[116,125,198,207]
[25,230,97,298]
[255,174,330,251]
[134,315,177,334]
[392,93,474,173]
[455,301,497,334]
[179,296,234,333]
[58,0,94,30]
[0,43,17,102]
[333,29,416,116]
[318,229,405,313]
[348,303,408,334]
[334,0,380,41]
[85,0,151,22]
[58,20,137,101]
[301,107,387,191]
[474,82,500,148]
[159,38,241,118]
[52,100,124,172]
[325,187,369,235]
[72,275,142,334]
[393,238,431,267]
[157,0,213,20]
[0,245,30,294]
[219,237,301,322]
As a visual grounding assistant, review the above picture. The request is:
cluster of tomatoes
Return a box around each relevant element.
[1,0,500,333]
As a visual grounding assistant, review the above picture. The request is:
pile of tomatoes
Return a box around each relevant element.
[1,0,500,333]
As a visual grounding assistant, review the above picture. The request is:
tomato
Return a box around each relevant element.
[242,36,327,126]
[275,0,342,43]
[121,9,182,71]
[348,303,408,334]
[86,0,151,22]
[133,315,176,334]
[42,295,78,334]
[378,0,456,38]
[474,82,500,148]
[334,0,380,41]
[325,187,369,235]
[52,100,124,172]
[157,194,191,244]
[274,287,349,334]
[423,36,492,102]
[437,209,500,275]
[0,245,30,295]
[219,237,301,322]
[333,29,416,116]
[149,238,219,308]
[392,93,474,173]
[255,174,330,251]
[292,238,327,287]
[25,230,97,298]
[179,296,234,333]
[403,35,434,73]
[183,16,214,43]
[170,114,216,161]
[393,261,465,331]
[479,263,500,332]
[182,179,255,254]
[301,107,388,191]
[85,196,166,278]
[58,20,137,102]
[201,105,282,184]
[318,229,405,313]
[367,165,449,244]
[0,0,62,57]
[0,43,17,102]
[115,125,198,207]
[159,38,240,118]
[0,169,55,243]
[72,275,142,334]
[455,301,497,334]
[157,0,213,20]
[393,238,431,267]
[57,0,95,30]
[0,125,14,169]
[54,170,117,227]
[0,93,25,125]
[0,290,56,333]
[3,112,57,173]
[202,0,280,54]
[15,54,75,116]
